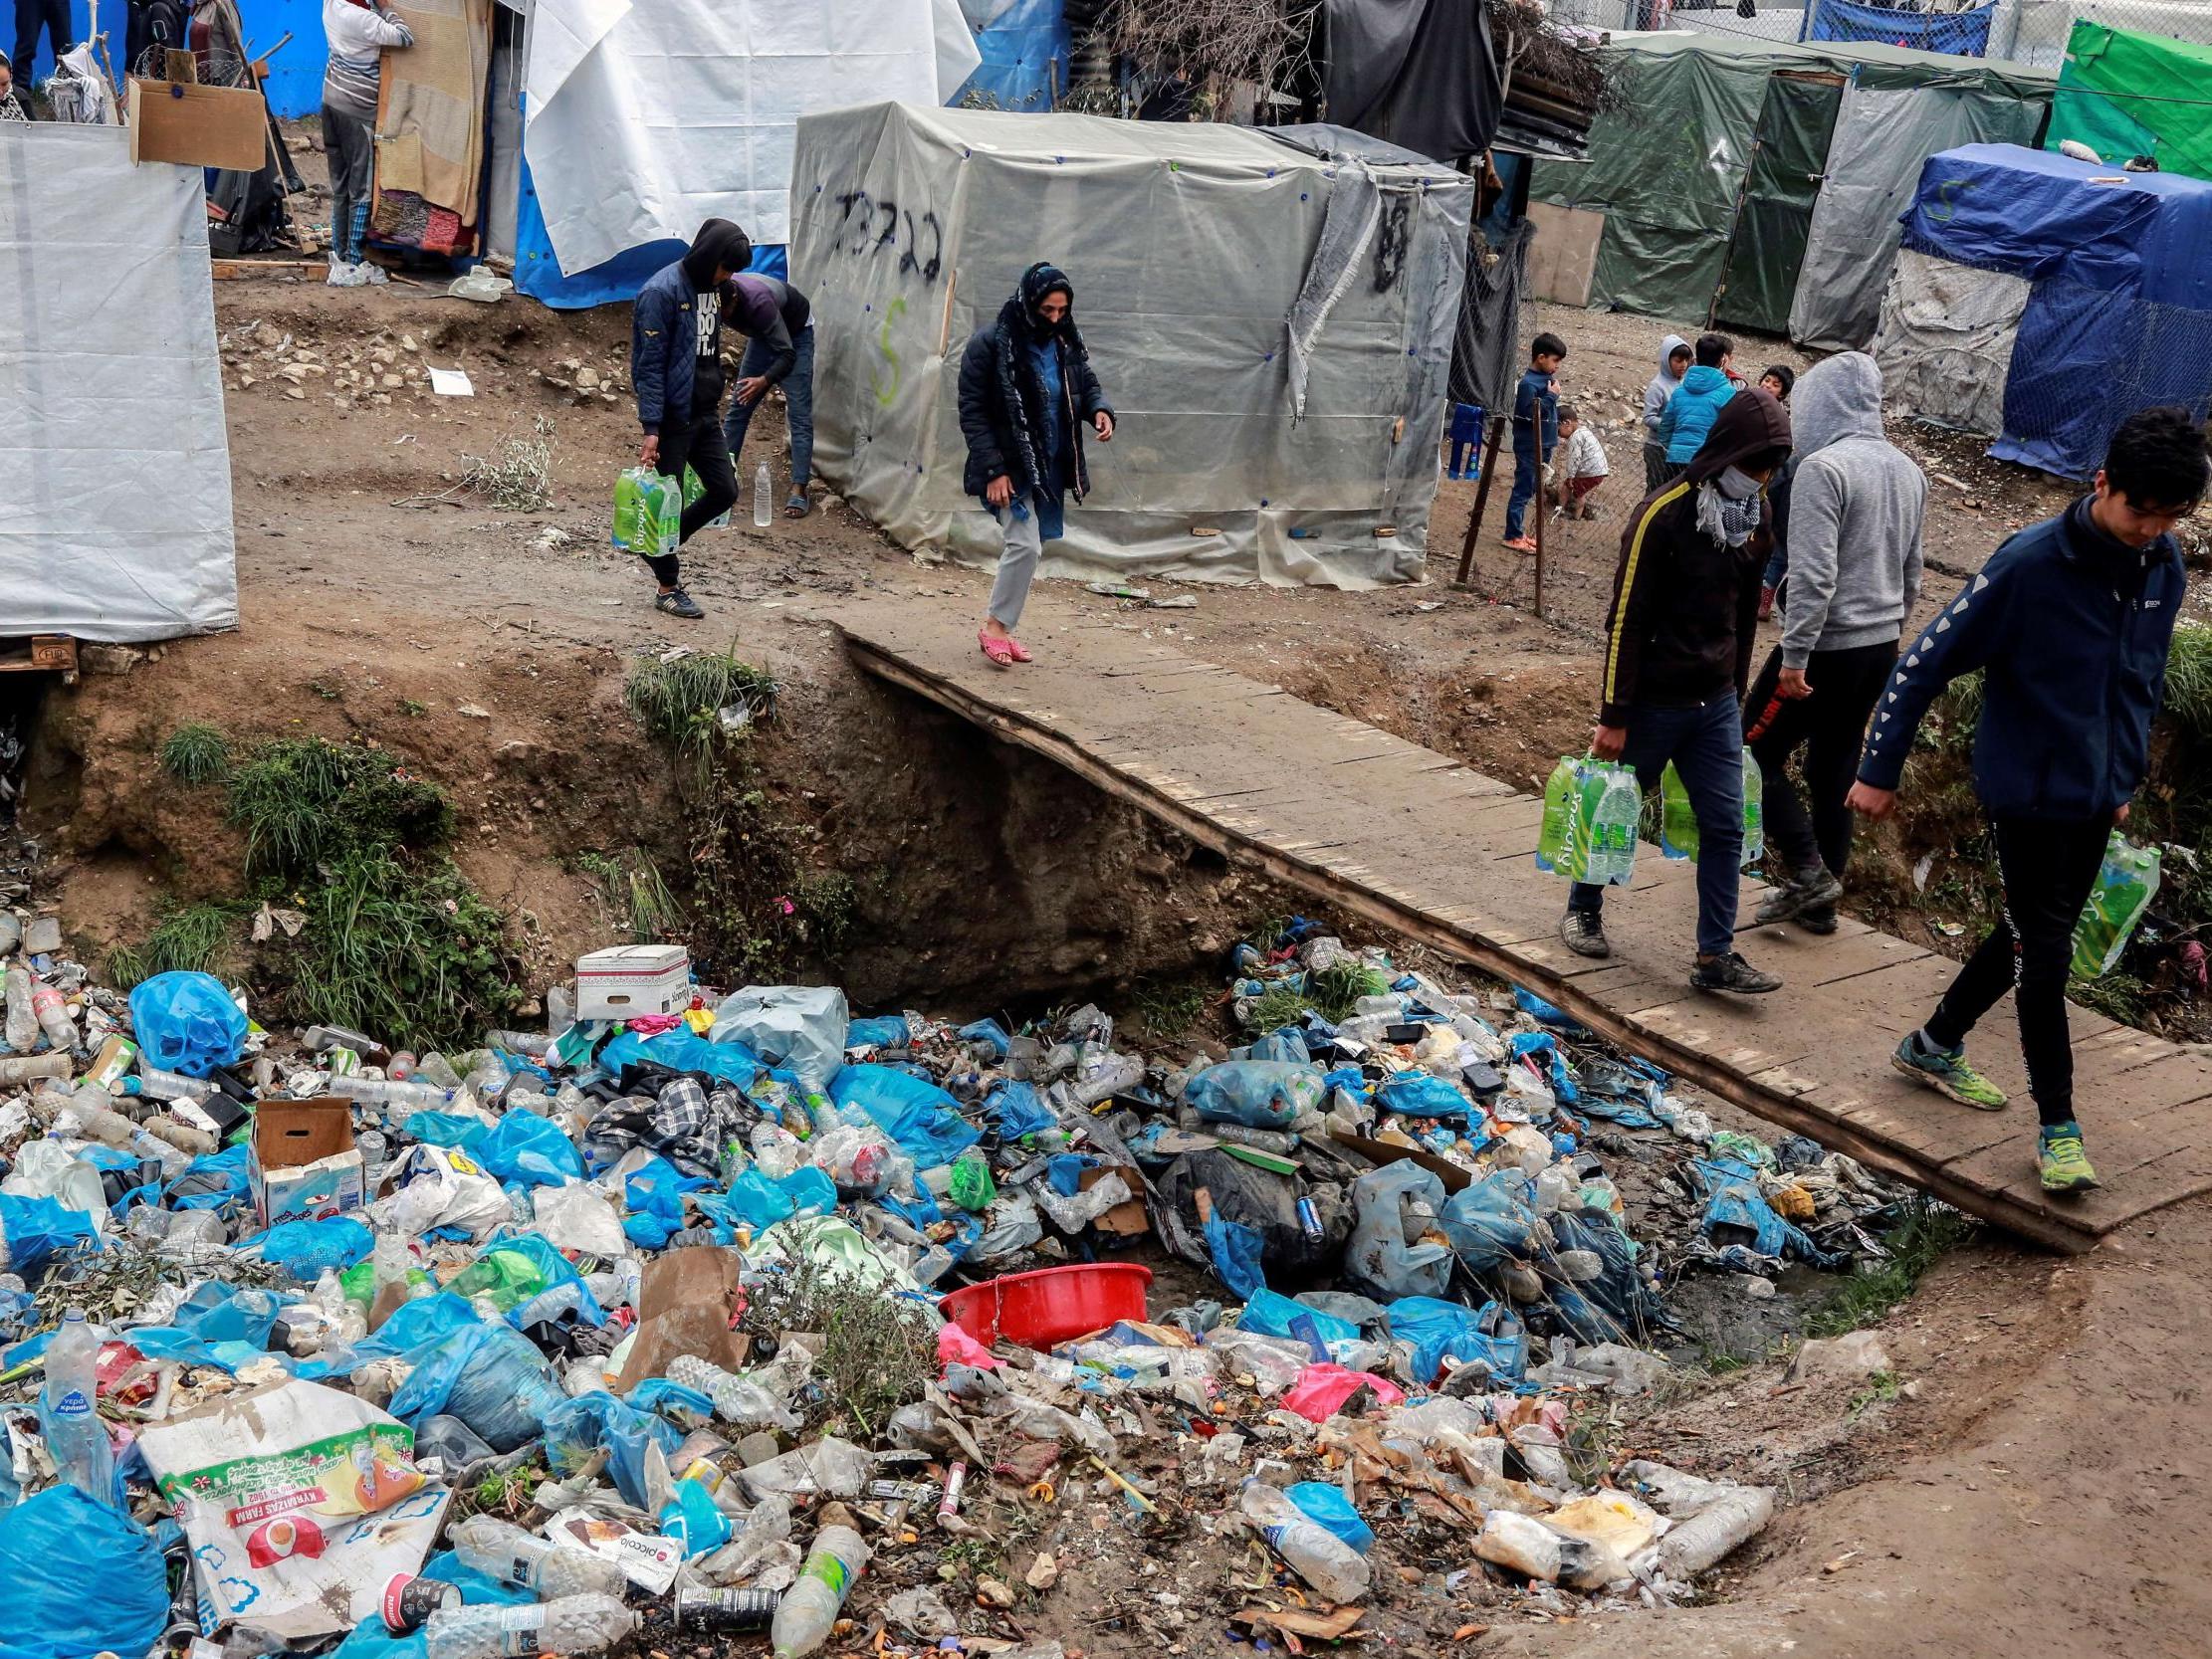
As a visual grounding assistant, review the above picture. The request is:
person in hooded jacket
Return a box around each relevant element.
[1743,352,1925,933]
[1655,333,1738,474]
[1641,334,1690,491]
[1561,388,1795,994]
[959,262,1114,667]
[629,218,752,619]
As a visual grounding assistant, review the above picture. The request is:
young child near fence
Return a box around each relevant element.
[1550,404,1610,521]
[1504,332,1565,552]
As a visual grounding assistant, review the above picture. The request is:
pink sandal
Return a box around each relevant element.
[1005,636,1033,664]
[979,629,1017,668]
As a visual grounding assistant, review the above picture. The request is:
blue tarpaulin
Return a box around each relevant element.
[951,0,1072,115]
[1804,0,1994,59]
[1899,144,2212,477]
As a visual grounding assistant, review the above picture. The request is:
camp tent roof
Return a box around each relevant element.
[2046,22,2212,184]
[1592,27,2055,91]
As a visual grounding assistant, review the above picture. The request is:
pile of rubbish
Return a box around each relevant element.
[0,917,1922,1657]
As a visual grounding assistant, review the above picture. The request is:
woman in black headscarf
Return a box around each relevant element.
[956,261,1115,666]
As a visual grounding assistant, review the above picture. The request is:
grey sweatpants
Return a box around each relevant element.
[324,103,375,265]
[988,502,1043,629]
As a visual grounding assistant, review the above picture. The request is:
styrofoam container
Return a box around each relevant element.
[575,944,692,1021]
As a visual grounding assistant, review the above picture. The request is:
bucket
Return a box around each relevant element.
[938,1263,1153,1349]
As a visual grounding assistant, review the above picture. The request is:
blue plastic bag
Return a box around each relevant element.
[540,1389,683,1510]
[1511,985,1590,1038]
[0,1193,101,1276]
[1438,1171,1542,1270]
[1247,1028,1311,1065]
[829,1064,983,1169]
[388,1321,562,1452]
[474,1111,585,1187]
[1508,1032,1581,1105]
[957,1018,1011,1058]
[986,1080,1056,1140]
[127,970,247,1077]
[164,1142,251,1212]
[1695,1158,1839,1268]
[400,1111,492,1150]
[1386,1295,1526,1383]
[1238,1286,1360,1347]
[846,1015,911,1050]
[1206,1211,1266,1300]
[254,1215,374,1281]
[599,1027,765,1089]
[1183,1060,1325,1130]
[1374,1071,1472,1119]
[1285,1482,1374,1553]
[0,1486,170,1659]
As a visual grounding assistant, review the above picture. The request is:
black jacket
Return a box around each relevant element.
[1598,389,1794,725]
[957,317,1111,503]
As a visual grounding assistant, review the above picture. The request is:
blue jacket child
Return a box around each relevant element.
[1504,334,1565,542]
[1658,364,1738,466]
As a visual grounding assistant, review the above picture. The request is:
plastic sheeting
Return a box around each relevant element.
[2047,22,2212,184]
[0,127,240,642]
[1789,74,2049,351]
[1448,218,1531,416]
[1321,0,1503,166]
[523,0,978,277]
[1805,0,1997,58]
[952,0,1072,114]
[790,104,1471,588]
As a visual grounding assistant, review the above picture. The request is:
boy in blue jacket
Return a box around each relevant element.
[1503,332,1564,551]
[1848,406,2209,1193]
[1656,333,1738,475]
[629,218,752,619]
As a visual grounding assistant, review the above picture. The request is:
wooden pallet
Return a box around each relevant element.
[829,593,2212,1253]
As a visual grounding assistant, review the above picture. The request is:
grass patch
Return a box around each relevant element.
[738,1240,937,1437]
[226,737,452,880]
[1309,958,1391,1020]
[576,849,683,942]
[625,649,777,783]
[107,901,247,988]
[1805,1202,1972,1339]
[160,723,232,786]
[1128,972,1213,1038]
[1246,982,1316,1031]
[1849,1369,1901,1415]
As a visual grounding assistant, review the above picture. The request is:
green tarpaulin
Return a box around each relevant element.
[1532,32,2053,325]
[2047,22,2212,184]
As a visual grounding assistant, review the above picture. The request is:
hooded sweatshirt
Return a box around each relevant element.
[1642,334,1688,440]
[1779,352,1926,670]
[1656,364,1738,464]
[1599,389,1793,724]
[631,219,753,439]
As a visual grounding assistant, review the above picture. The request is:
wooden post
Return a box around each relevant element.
[1452,415,1507,587]
[1532,435,1547,619]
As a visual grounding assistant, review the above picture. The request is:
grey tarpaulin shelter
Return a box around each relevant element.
[789,104,1472,587]
[0,126,239,641]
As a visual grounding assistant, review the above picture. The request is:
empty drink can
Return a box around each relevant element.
[381,1575,461,1633]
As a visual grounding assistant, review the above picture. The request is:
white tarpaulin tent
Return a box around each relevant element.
[0,127,239,641]
[523,0,980,276]
[790,104,1473,588]
[1874,248,2031,440]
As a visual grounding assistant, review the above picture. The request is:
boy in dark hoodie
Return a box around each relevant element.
[1503,332,1565,551]
[1562,389,1795,995]
[1849,406,2208,1194]
[630,218,752,619]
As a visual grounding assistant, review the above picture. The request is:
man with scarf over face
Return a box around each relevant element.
[957,262,1115,666]
[1560,388,1794,994]
[629,218,752,619]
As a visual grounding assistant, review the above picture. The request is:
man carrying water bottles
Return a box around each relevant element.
[1559,389,1794,994]
[1848,406,2208,1193]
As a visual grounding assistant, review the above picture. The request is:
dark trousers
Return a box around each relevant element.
[1642,441,1668,493]
[13,0,70,81]
[1504,446,1538,538]
[1745,640,1895,882]
[1569,691,1745,958]
[722,325,815,492]
[1923,816,2110,1127]
[638,417,738,586]
[323,103,375,264]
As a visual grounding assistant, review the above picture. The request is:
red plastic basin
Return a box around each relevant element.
[938,1263,1153,1349]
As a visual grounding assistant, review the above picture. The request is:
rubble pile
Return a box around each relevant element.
[0,915,1924,1657]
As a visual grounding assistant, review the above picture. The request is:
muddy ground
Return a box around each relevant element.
[15,246,2212,1659]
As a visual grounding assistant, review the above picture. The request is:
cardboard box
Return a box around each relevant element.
[575,943,691,1021]
[1078,1164,1151,1237]
[251,1100,364,1227]
[127,78,268,171]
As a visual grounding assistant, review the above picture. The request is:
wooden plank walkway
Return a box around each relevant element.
[830,595,2212,1252]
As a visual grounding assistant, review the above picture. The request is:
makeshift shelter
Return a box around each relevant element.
[2045,21,2212,182]
[0,126,239,641]
[790,104,1472,587]
[1875,143,2212,479]
[1528,32,2052,346]
[1803,0,2000,57]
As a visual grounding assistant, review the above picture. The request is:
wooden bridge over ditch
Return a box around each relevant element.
[829,592,2212,1252]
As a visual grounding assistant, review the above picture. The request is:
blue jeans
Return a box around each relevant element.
[722,325,815,490]
[1569,692,1746,957]
[1504,447,1539,537]
[1762,541,1788,592]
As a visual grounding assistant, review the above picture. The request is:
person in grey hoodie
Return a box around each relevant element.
[1743,351,1925,930]
[1642,334,1690,491]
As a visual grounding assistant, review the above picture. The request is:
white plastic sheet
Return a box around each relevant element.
[523,0,979,274]
[1874,248,2029,439]
[0,126,240,641]
[789,104,1472,589]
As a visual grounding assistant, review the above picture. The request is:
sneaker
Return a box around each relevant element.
[1890,1031,2008,1111]
[1797,904,1839,935]
[1754,866,1844,927]
[1559,909,1611,959]
[2038,1121,2099,1192]
[1501,534,1537,552]
[1690,951,1782,994]
[1757,584,1776,620]
[655,585,704,619]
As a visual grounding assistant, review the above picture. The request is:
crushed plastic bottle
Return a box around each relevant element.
[1238,1480,1370,1601]
[4,965,38,1053]
[421,1593,636,1659]
[448,1515,628,1600]
[771,1503,870,1659]
[666,1353,801,1431]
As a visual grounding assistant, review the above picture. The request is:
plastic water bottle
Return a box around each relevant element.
[42,1308,115,1506]
[754,462,774,528]
[771,1504,870,1659]
[1593,765,1643,886]
[123,1063,218,1102]
[666,1353,800,1431]
[328,1074,455,1115]
[447,1515,628,1600]
[29,977,76,1052]
[1659,762,1698,861]
[1535,755,1579,874]
[422,1593,636,1659]
[4,966,37,1053]
[1738,746,1764,867]
[1237,1481,1370,1602]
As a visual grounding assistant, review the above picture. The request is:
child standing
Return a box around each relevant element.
[1655,332,1738,478]
[1504,331,1565,552]
[1642,334,1690,491]
[1550,404,1610,520]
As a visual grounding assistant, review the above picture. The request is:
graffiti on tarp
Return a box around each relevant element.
[1374,193,1411,295]
[871,297,909,407]
[832,189,944,286]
